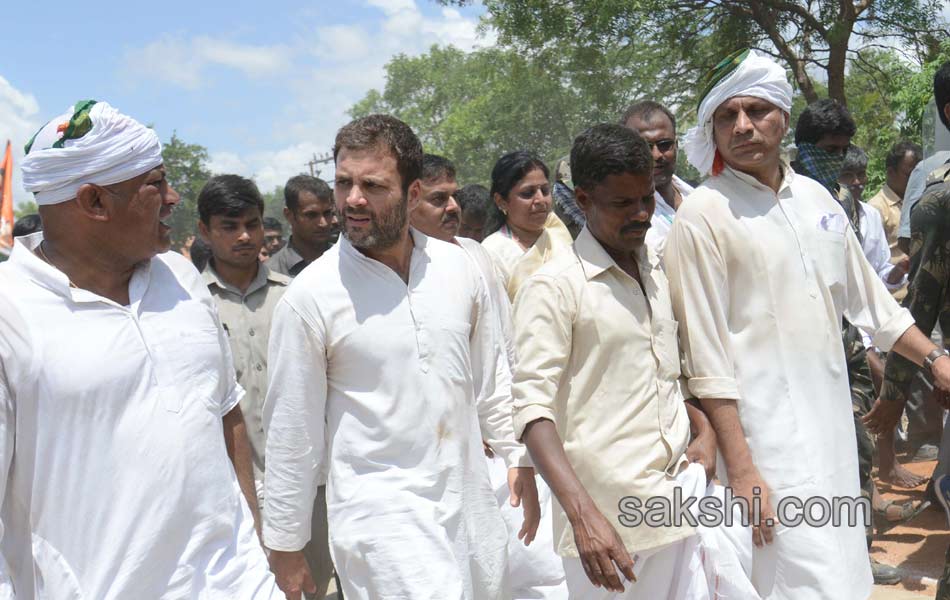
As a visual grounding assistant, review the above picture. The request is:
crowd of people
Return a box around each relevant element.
[2,48,950,600]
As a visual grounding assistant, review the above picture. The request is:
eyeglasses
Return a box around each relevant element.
[646,139,676,153]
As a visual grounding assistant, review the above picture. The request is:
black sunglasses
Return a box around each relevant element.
[646,139,676,153]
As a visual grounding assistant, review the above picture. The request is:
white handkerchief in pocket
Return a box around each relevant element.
[817,212,848,234]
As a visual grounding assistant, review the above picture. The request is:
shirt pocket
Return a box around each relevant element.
[812,230,848,291]
[652,317,682,380]
[152,327,223,413]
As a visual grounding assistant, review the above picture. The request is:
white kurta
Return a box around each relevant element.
[0,234,278,599]
[645,175,695,257]
[665,166,915,600]
[457,236,568,599]
[262,229,519,600]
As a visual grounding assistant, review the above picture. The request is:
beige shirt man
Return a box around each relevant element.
[204,261,291,485]
[512,226,692,557]
[867,183,906,264]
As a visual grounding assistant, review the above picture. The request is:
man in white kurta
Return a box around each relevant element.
[0,100,278,599]
[263,115,537,600]
[669,50,950,600]
[410,153,568,599]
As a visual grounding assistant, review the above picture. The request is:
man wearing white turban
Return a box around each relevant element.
[666,51,950,599]
[0,100,281,598]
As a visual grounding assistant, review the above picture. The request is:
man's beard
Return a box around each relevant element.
[342,199,408,250]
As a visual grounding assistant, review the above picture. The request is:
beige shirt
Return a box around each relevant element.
[511,227,692,557]
[204,261,291,483]
[867,183,906,264]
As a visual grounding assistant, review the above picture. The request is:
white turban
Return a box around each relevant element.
[21,100,163,205]
[683,50,793,175]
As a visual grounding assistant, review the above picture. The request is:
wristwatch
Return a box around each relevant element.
[923,348,949,375]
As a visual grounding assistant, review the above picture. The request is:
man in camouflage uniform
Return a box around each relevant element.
[861,60,950,600]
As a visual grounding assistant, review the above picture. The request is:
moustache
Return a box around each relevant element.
[233,245,257,252]
[442,214,460,225]
[621,221,651,234]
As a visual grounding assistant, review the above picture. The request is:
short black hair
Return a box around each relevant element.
[12,213,42,237]
[262,216,283,232]
[571,123,654,191]
[794,99,857,145]
[284,175,332,213]
[422,153,457,182]
[841,145,868,173]
[619,100,677,134]
[197,174,265,225]
[934,60,950,130]
[456,184,491,220]
[333,114,423,194]
[885,140,922,171]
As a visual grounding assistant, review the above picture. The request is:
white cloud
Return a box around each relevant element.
[204,0,491,193]
[0,75,41,208]
[209,142,333,193]
[123,35,292,90]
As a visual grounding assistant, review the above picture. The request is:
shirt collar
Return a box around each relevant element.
[721,160,794,195]
[339,226,428,263]
[280,237,306,266]
[203,260,279,297]
[9,231,152,307]
[574,226,653,282]
[880,183,902,206]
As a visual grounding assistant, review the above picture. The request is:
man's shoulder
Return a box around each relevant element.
[915,167,950,215]
[529,245,582,282]
[153,250,208,297]
[262,264,293,287]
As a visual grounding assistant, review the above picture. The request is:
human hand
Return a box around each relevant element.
[268,549,316,600]
[686,430,717,484]
[863,396,905,436]
[570,501,636,592]
[931,354,950,393]
[508,467,540,545]
[728,468,775,547]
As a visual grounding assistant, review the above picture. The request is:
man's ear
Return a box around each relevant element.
[283,206,293,224]
[197,219,211,243]
[574,186,591,214]
[407,179,422,212]
[943,103,950,130]
[75,184,111,222]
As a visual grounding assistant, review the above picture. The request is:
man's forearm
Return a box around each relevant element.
[522,418,594,523]
[698,398,754,478]
[891,325,939,368]
[685,398,713,439]
[223,405,262,537]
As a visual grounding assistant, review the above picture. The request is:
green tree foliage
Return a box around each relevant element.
[443,0,948,109]
[350,45,632,184]
[163,132,212,247]
[14,200,38,219]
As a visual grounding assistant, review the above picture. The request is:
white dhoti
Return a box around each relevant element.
[487,454,569,599]
[562,463,760,600]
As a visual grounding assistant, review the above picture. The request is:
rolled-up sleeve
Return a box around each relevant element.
[839,226,915,351]
[262,298,327,552]
[664,218,741,400]
[511,274,574,440]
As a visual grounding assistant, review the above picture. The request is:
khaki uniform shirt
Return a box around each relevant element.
[204,262,291,483]
[868,184,907,301]
[867,184,905,264]
[268,237,310,277]
[511,227,692,557]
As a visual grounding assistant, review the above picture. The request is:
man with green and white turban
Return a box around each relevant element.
[0,100,281,598]
[666,50,950,599]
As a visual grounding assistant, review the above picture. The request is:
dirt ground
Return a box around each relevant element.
[872,459,946,599]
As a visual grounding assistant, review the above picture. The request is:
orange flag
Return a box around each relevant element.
[0,141,13,253]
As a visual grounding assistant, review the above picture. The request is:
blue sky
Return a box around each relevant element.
[0,0,491,207]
